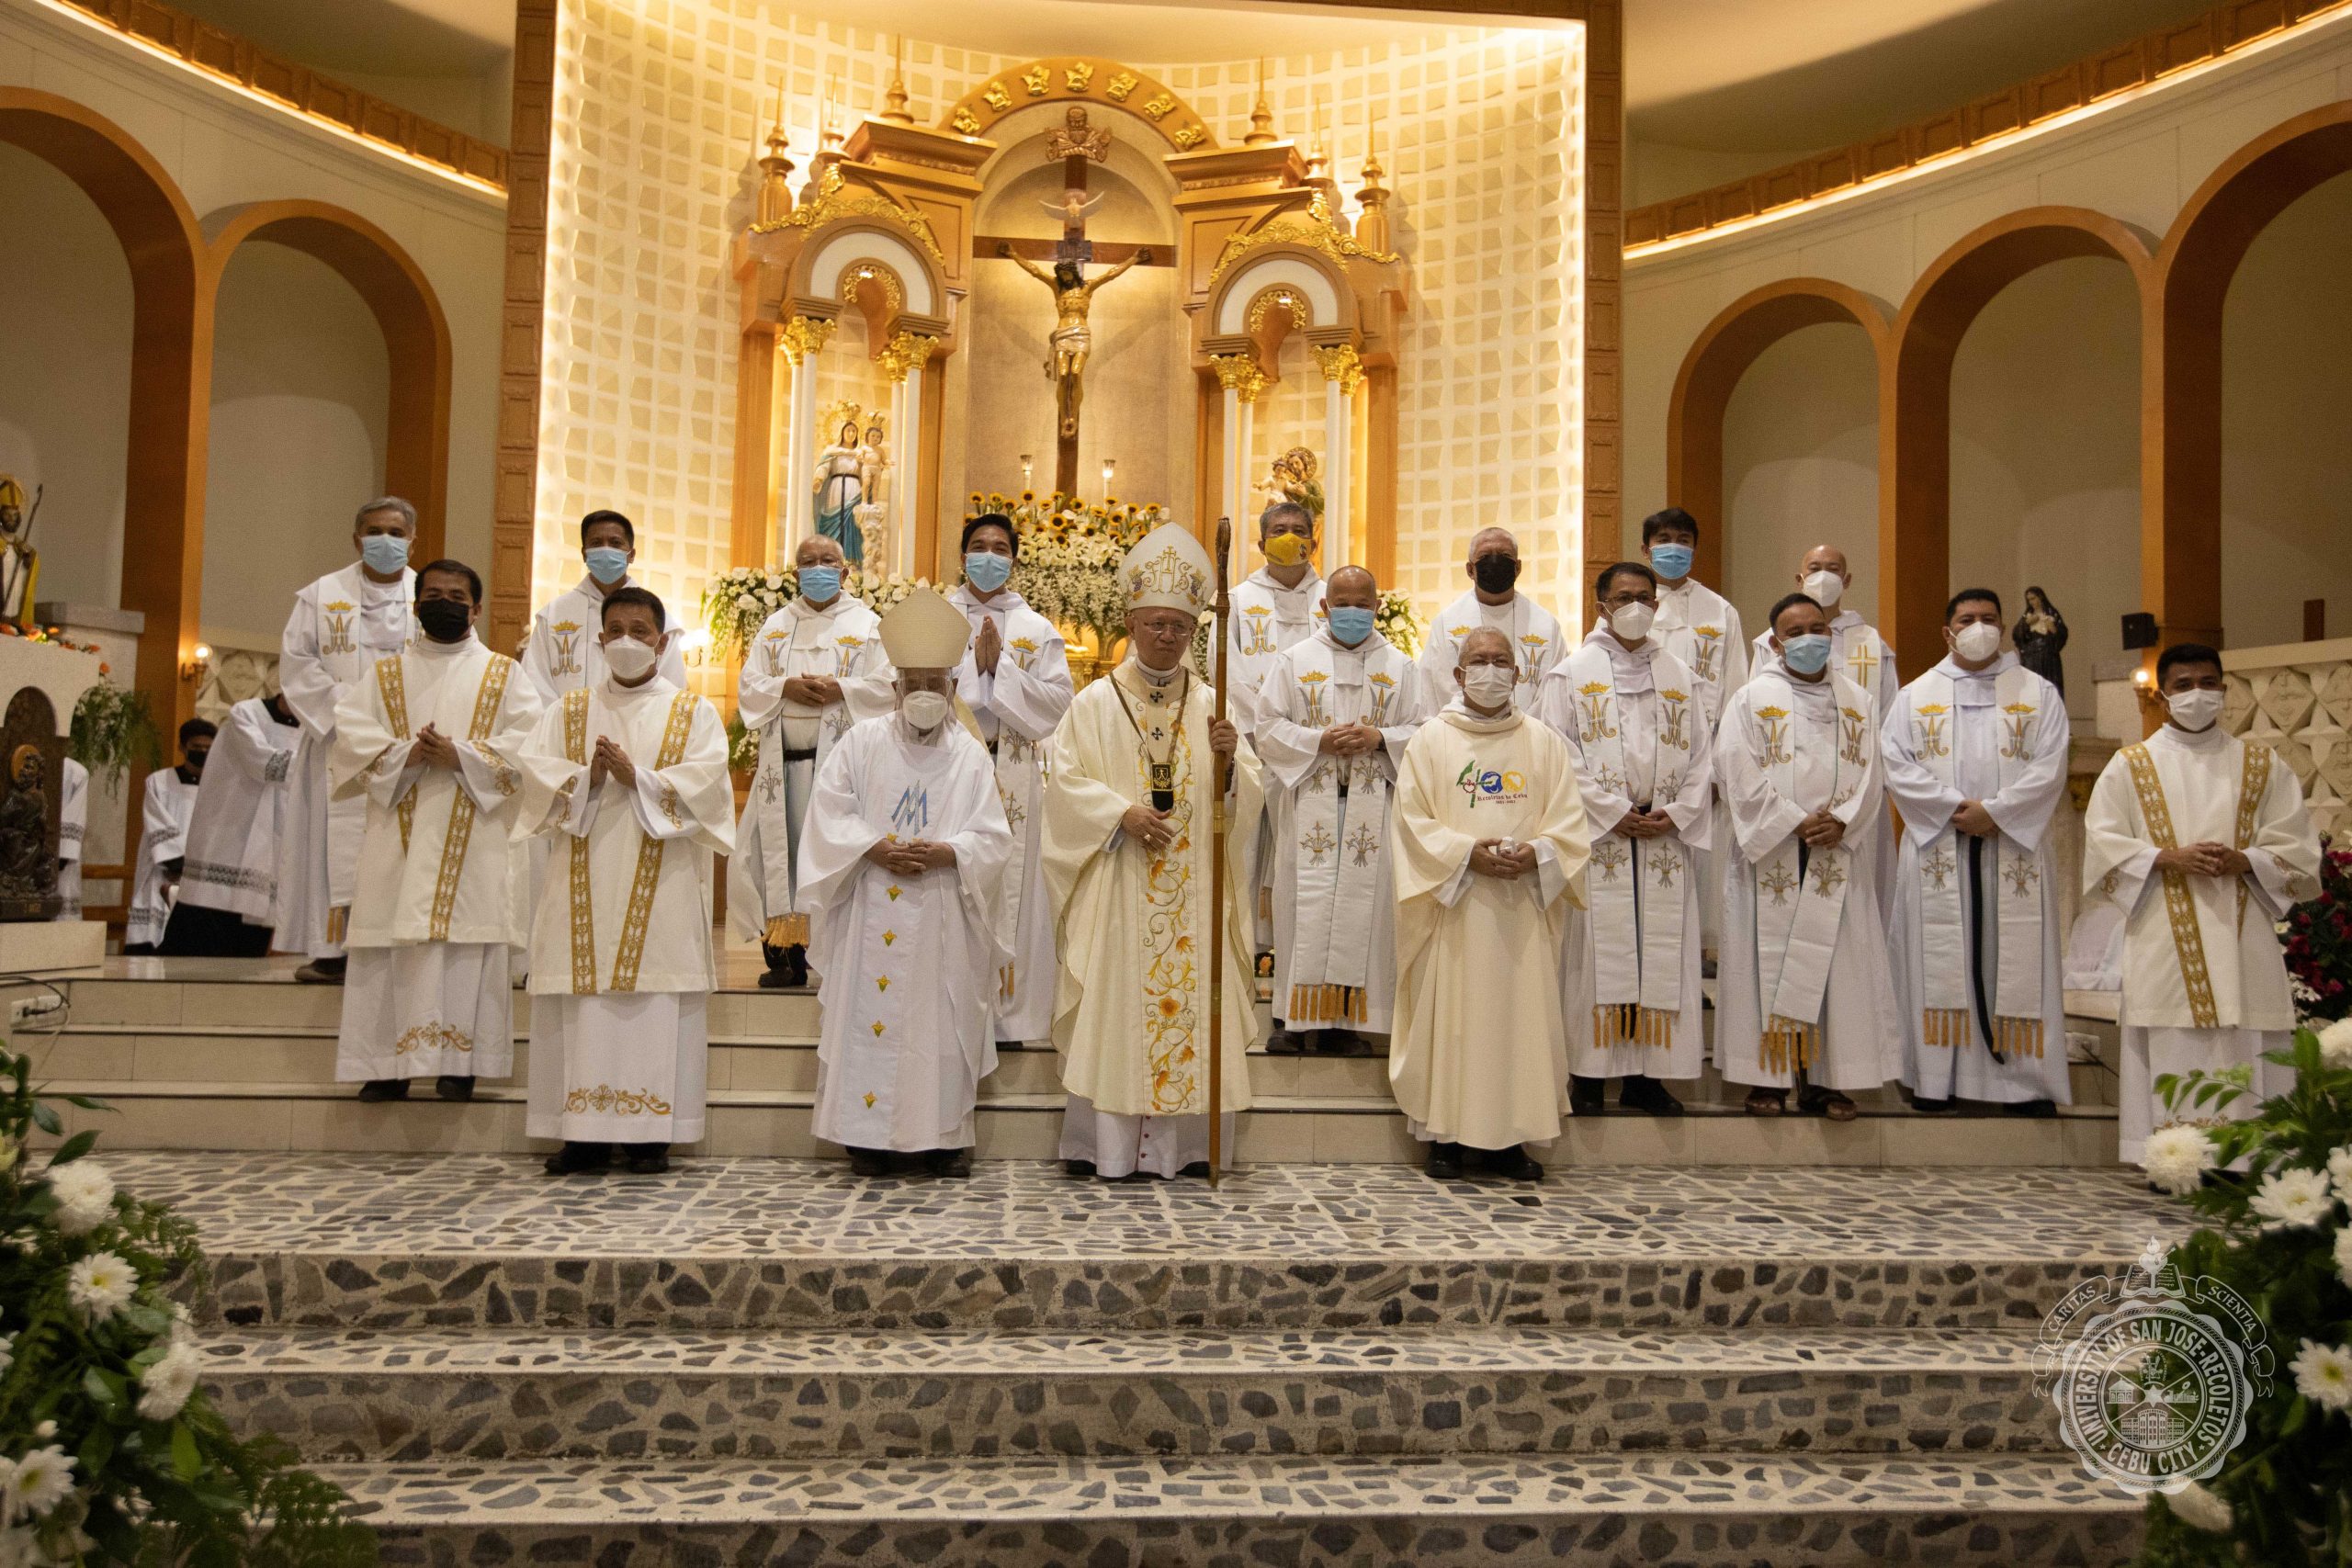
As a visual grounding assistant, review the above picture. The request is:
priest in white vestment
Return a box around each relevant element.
[1747,544,1899,913]
[277,497,419,982]
[2084,643,2321,1165]
[1253,565,1430,1055]
[1043,524,1261,1181]
[726,534,896,987]
[802,588,1015,1178]
[330,560,543,1101]
[1227,501,1327,739]
[1883,590,2073,1112]
[520,586,731,1176]
[1392,626,1590,1180]
[1642,507,1747,954]
[949,514,1074,1044]
[53,758,86,921]
[1416,529,1564,713]
[1538,562,1713,1115]
[122,720,210,953]
[160,694,299,957]
[520,511,689,701]
[1717,592,1902,1117]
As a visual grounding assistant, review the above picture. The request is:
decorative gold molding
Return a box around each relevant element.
[879,331,940,382]
[1208,191,1400,290]
[750,165,948,268]
[1210,354,1268,403]
[779,315,838,363]
[1310,343,1365,393]
[1245,287,1311,334]
[940,57,1214,152]
[842,262,904,316]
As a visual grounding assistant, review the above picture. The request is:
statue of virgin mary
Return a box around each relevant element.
[812,419,865,564]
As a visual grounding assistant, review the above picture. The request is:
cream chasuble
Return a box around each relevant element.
[1539,629,1713,1080]
[2084,723,2320,1159]
[277,561,415,957]
[1883,655,2072,1105]
[1252,628,1430,1033]
[799,715,1014,1152]
[329,634,543,1080]
[517,674,733,1145]
[1390,703,1589,1148]
[1227,566,1326,738]
[176,697,296,928]
[1417,592,1564,714]
[54,759,86,921]
[124,768,198,950]
[1042,659,1262,1122]
[949,584,1075,1043]
[1715,669,1902,1092]
[726,595,896,949]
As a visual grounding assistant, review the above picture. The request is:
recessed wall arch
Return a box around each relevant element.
[800,227,942,325]
[205,200,453,560]
[1666,278,1893,590]
[1883,207,2155,664]
[2149,100,2352,654]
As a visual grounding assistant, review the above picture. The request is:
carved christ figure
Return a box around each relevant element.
[1001,242,1150,440]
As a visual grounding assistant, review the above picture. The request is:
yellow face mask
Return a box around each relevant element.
[1262,531,1312,568]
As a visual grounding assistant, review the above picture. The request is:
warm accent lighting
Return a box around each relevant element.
[1102,458,1116,492]
[680,628,712,668]
[180,643,211,684]
[1020,454,1035,490]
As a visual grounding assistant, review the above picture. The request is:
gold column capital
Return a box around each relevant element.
[880,331,941,382]
[779,314,838,364]
[1310,343,1365,394]
[1210,354,1268,404]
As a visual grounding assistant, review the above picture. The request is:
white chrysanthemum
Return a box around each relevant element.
[2166,1480,2233,1533]
[2329,1145,2352,1205]
[6,1446,74,1519]
[2141,1126,2217,1195]
[2319,1017,2352,1070]
[2291,1338,2352,1414]
[2336,1227,2352,1291]
[44,1160,113,1235]
[2248,1166,2335,1231]
[134,1340,202,1422]
[64,1251,136,1321]
[0,1522,29,1568]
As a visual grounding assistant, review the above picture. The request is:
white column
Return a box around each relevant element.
[1323,374,1351,570]
[899,359,925,581]
[1221,384,1242,527]
[784,350,819,561]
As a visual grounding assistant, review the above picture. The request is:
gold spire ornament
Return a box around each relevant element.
[882,36,914,125]
[1354,115,1394,254]
[755,79,796,225]
[1242,58,1276,146]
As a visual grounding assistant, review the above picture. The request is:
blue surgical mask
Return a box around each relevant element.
[583,546,630,585]
[798,565,842,603]
[1328,605,1376,647]
[360,535,411,574]
[1781,633,1833,675]
[1648,542,1693,581]
[965,552,1013,593]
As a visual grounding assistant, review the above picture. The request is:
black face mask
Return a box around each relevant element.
[1473,554,1521,594]
[416,599,473,644]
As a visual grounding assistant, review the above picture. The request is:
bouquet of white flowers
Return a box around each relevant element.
[700,565,930,661]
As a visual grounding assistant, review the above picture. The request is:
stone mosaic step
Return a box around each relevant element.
[202,1323,2062,1461]
[326,1453,2144,1567]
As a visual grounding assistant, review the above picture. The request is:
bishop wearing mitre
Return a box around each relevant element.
[520,586,733,1177]
[727,534,896,988]
[1538,562,1713,1115]
[2085,643,2321,1165]
[1251,564,1430,1055]
[1043,524,1261,1181]
[330,560,544,1101]
[1392,626,1590,1180]
[800,588,1015,1178]
[1717,592,1901,1119]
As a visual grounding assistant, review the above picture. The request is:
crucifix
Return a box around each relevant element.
[977,107,1169,496]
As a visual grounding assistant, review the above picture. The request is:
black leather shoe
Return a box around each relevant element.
[295,957,346,985]
[848,1146,895,1178]
[544,1141,610,1176]
[1619,1076,1685,1116]
[2001,1098,2057,1118]
[356,1078,409,1102]
[1910,1095,1959,1115]
[435,1076,475,1102]
[780,945,810,987]
[1264,1028,1306,1055]
[925,1147,974,1178]
[1568,1076,1606,1115]
[1062,1159,1097,1179]
[1425,1142,1464,1180]
[1486,1145,1545,1182]
[1178,1161,1213,1179]
[624,1143,670,1175]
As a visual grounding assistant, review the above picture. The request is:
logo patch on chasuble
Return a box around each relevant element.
[1454,760,1528,808]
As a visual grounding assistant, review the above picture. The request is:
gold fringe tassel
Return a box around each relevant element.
[763,914,809,947]
[1592,1005,1676,1049]
[1922,1008,1968,1047]
[1923,1009,2043,1056]
[325,905,349,946]
[1761,1016,1816,1075]
[1285,984,1369,1025]
[1001,964,1016,1001]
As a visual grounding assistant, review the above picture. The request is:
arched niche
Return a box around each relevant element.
[1666,279,1892,590]
[1884,207,2154,666]
[796,224,944,327]
[204,202,454,563]
[2152,100,2352,654]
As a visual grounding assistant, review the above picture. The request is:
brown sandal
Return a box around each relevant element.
[1744,1089,1785,1116]
[1811,1092,1860,1122]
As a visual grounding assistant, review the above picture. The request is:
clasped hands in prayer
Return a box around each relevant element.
[1469,840,1539,879]
[1118,719,1240,856]
[973,619,1001,677]
[1317,722,1381,758]
[781,674,843,706]
[1615,807,1675,840]
[864,836,956,874]
[2154,841,2252,878]
[1795,808,1847,850]
[413,724,462,773]
[587,736,638,789]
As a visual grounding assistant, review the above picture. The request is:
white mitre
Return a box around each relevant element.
[1123,524,1212,617]
[878,586,971,670]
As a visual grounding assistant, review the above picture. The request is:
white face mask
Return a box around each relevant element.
[1952,622,2001,663]
[603,636,659,682]
[1803,570,1845,608]
[1609,602,1656,641]
[901,691,951,731]
[1461,664,1517,708]
[2166,688,2224,732]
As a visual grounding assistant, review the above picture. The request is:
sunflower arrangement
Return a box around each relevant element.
[963,492,1164,646]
